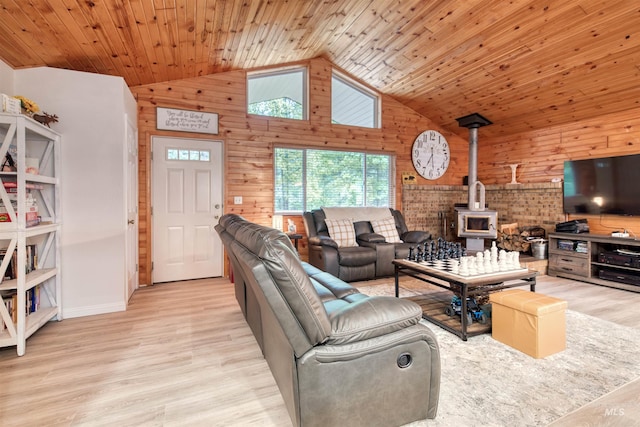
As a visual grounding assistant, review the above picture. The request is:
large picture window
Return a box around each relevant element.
[275,147,395,213]
[247,67,307,120]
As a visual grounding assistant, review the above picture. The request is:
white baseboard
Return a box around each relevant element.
[62,302,126,319]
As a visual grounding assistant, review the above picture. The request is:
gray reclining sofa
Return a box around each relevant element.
[303,208,431,282]
[215,214,440,427]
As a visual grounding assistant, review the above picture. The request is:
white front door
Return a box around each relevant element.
[152,136,223,283]
[126,115,139,300]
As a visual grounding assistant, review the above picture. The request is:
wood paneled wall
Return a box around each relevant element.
[132,56,640,285]
[477,108,640,236]
[131,57,469,285]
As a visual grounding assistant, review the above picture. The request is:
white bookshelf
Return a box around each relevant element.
[0,113,61,356]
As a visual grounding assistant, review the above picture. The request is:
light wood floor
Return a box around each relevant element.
[0,275,639,426]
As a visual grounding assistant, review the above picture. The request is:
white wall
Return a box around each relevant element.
[0,59,15,94]
[14,67,137,318]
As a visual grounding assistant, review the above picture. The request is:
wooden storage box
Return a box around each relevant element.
[489,289,567,358]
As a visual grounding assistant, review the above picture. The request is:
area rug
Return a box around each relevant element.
[355,282,640,426]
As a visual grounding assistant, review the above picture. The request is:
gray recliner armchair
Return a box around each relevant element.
[303,208,431,281]
[216,214,441,427]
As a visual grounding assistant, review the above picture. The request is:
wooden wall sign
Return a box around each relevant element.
[156,107,218,134]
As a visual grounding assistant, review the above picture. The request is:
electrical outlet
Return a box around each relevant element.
[234,196,243,205]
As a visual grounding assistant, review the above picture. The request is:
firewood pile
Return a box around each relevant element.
[497,223,546,252]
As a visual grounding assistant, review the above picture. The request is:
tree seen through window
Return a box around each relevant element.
[275,147,394,212]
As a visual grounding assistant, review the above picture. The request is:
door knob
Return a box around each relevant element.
[214,204,220,209]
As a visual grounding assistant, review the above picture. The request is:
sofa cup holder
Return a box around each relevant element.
[397,352,413,368]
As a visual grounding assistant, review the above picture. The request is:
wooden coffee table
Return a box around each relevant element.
[393,259,538,341]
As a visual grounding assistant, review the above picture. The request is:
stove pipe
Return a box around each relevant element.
[456,113,493,211]
[468,126,479,200]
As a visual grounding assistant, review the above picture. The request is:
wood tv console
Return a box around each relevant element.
[549,232,640,293]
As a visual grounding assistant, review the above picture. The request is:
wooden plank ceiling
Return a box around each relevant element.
[1,0,639,138]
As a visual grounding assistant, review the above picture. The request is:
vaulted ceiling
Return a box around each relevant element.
[2,0,639,138]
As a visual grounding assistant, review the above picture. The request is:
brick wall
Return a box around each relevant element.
[402,182,565,240]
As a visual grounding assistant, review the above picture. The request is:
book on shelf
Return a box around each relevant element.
[0,211,41,226]
[0,197,41,226]
[2,292,17,325]
[2,181,45,190]
[0,244,38,280]
[0,248,14,280]
[1,285,41,326]
[25,286,40,316]
[1,292,11,331]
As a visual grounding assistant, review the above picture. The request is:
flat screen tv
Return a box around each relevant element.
[563,153,640,215]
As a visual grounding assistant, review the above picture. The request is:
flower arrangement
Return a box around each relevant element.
[13,95,40,115]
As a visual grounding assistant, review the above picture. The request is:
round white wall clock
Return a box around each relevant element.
[411,130,450,180]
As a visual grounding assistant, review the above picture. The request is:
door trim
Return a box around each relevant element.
[125,114,139,300]
[150,135,224,284]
